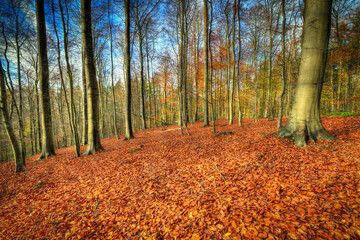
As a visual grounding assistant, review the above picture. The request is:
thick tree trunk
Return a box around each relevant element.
[81,0,103,154]
[0,63,24,172]
[36,0,56,160]
[124,0,134,140]
[275,0,336,147]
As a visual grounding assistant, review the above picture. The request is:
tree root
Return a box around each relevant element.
[274,123,336,147]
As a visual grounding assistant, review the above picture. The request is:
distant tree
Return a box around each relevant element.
[51,0,80,156]
[36,0,56,160]
[275,0,336,146]
[203,0,210,127]
[131,0,160,130]
[82,0,103,154]
[108,0,119,139]
[263,0,280,121]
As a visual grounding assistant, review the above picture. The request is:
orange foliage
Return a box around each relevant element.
[0,116,359,239]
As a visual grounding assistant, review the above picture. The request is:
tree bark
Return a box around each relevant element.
[1,23,26,164]
[229,0,236,125]
[36,0,56,160]
[138,36,147,130]
[146,40,152,127]
[82,50,88,145]
[203,0,210,127]
[277,0,286,128]
[275,0,336,147]
[15,12,26,165]
[124,0,134,140]
[81,0,103,154]
[236,0,242,127]
[0,63,24,172]
[209,0,216,134]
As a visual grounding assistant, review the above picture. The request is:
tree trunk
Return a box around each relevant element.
[108,0,119,139]
[82,50,88,145]
[266,3,273,121]
[163,68,167,123]
[1,23,26,164]
[330,65,335,112]
[275,0,336,147]
[277,0,286,128]
[0,63,24,172]
[35,78,41,152]
[81,0,103,154]
[229,1,236,125]
[146,42,152,128]
[124,0,134,140]
[59,0,80,156]
[225,9,230,121]
[209,0,216,134]
[15,14,26,165]
[346,71,351,112]
[138,36,147,130]
[194,31,199,122]
[203,0,209,127]
[36,0,56,160]
[236,0,242,127]
[337,60,342,111]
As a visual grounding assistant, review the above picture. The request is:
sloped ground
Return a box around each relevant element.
[0,116,359,239]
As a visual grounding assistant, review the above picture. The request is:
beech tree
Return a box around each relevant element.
[36,0,56,160]
[59,0,80,156]
[277,0,286,128]
[82,0,103,154]
[275,0,336,146]
[108,0,119,139]
[124,0,134,140]
[0,62,24,172]
[203,0,209,127]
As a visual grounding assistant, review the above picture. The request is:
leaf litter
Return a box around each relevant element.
[0,116,359,239]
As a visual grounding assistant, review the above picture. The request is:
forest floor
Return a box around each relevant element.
[0,116,359,239]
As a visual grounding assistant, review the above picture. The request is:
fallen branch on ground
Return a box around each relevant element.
[208,164,226,181]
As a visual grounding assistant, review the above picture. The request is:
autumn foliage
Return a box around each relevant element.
[0,116,359,239]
